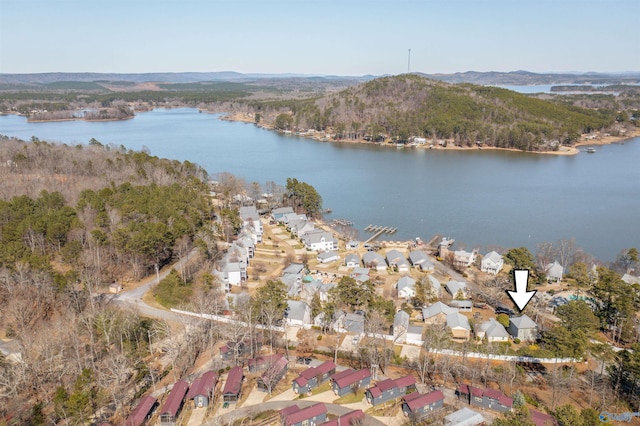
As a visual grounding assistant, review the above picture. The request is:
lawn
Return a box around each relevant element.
[333,389,366,404]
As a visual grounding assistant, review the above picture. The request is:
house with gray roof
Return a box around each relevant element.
[302,230,337,252]
[446,280,468,299]
[334,311,365,335]
[363,251,387,271]
[350,267,370,282]
[317,250,339,264]
[394,310,410,343]
[345,254,361,268]
[286,300,312,326]
[397,276,417,300]
[292,220,315,237]
[281,274,302,297]
[546,261,564,282]
[454,249,477,268]
[446,312,471,340]
[428,275,442,298]
[450,300,473,312]
[508,315,538,342]
[346,240,360,249]
[481,251,504,275]
[238,205,263,242]
[272,207,294,223]
[422,302,458,324]
[475,318,509,342]
[444,407,484,426]
[283,263,305,275]
[409,250,434,271]
[386,249,410,272]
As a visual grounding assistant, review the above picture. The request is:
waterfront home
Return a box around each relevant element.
[444,407,484,426]
[362,251,387,271]
[546,261,564,282]
[222,366,244,402]
[330,368,372,396]
[280,403,327,426]
[282,213,307,228]
[292,220,315,237]
[286,300,312,326]
[257,355,289,392]
[453,249,477,268]
[365,374,416,406]
[346,240,360,250]
[458,384,513,413]
[292,361,337,394]
[386,249,411,272]
[272,206,295,223]
[318,409,364,426]
[350,266,370,282]
[422,302,458,325]
[317,250,339,264]
[508,314,538,342]
[159,380,189,426]
[409,250,434,271]
[393,310,410,343]
[345,253,361,268]
[302,230,338,252]
[125,395,157,426]
[397,276,417,300]
[401,390,445,419]
[445,280,468,299]
[475,318,509,343]
[446,312,471,340]
[481,251,504,275]
[186,371,217,408]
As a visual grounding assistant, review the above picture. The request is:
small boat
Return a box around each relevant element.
[586,147,596,153]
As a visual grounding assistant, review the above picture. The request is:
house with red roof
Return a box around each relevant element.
[292,361,336,394]
[457,384,513,413]
[248,352,287,372]
[330,368,371,397]
[159,380,189,426]
[318,409,365,426]
[257,355,289,392]
[365,374,417,406]
[280,403,328,426]
[186,371,218,408]
[401,390,445,419]
[222,366,245,402]
[125,394,157,426]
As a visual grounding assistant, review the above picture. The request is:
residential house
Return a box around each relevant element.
[334,311,365,335]
[444,407,484,426]
[409,250,434,271]
[318,283,335,303]
[508,315,538,342]
[302,230,338,252]
[257,355,289,392]
[318,410,364,426]
[546,261,564,282]
[397,276,417,300]
[622,273,640,285]
[350,267,370,282]
[445,280,468,299]
[109,282,123,293]
[292,220,315,237]
[222,366,244,402]
[186,371,217,408]
[272,207,295,223]
[386,249,410,272]
[282,274,302,298]
[286,300,312,326]
[125,395,157,426]
[159,380,189,426]
[481,251,504,275]
[345,254,361,268]
[365,375,416,406]
[282,212,307,227]
[393,310,410,343]
[283,263,305,275]
[238,205,263,241]
[449,300,473,312]
[248,353,287,373]
[280,403,327,426]
[330,369,372,396]
[346,240,360,250]
[401,390,445,419]
[362,251,387,271]
[458,384,513,413]
[422,302,457,325]
[475,318,509,343]
[446,312,471,340]
[317,250,339,264]
[406,325,424,345]
[292,361,337,394]
[428,275,442,298]
[453,250,477,268]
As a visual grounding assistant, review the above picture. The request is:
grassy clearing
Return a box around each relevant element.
[333,389,365,404]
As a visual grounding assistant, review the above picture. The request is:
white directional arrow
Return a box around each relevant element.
[507,269,537,311]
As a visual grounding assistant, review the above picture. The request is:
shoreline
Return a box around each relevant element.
[221,112,640,156]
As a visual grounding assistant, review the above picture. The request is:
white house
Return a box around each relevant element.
[362,252,387,271]
[409,250,434,272]
[317,250,340,264]
[481,251,504,275]
[508,315,538,342]
[286,300,312,326]
[345,254,361,268]
[445,280,468,299]
[546,261,564,282]
[453,250,477,268]
[302,230,338,252]
[475,318,509,342]
[386,250,410,272]
[396,276,417,300]
[238,205,263,242]
[272,206,294,223]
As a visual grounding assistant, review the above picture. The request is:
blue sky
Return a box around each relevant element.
[1,0,638,75]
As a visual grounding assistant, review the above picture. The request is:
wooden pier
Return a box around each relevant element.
[331,218,354,226]
[363,224,397,244]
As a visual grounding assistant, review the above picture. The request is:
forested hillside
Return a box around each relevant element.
[0,137,219,424]
[265,74,619,151]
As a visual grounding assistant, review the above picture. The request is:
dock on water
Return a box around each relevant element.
[363,224,397,244]
[331,218,354,226]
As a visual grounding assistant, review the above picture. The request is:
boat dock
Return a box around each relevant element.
[363,224,398,244]
[331,218,354,226]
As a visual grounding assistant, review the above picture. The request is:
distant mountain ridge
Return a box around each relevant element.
[1,70,638,85]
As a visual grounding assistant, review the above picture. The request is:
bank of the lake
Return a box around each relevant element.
[1,108,638,261]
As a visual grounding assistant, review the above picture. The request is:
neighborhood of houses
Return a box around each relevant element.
[121,203,593,425]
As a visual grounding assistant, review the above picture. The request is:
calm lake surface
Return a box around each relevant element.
[1,108,638,261]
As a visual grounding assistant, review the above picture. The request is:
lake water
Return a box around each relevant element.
[1,108,638,261]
